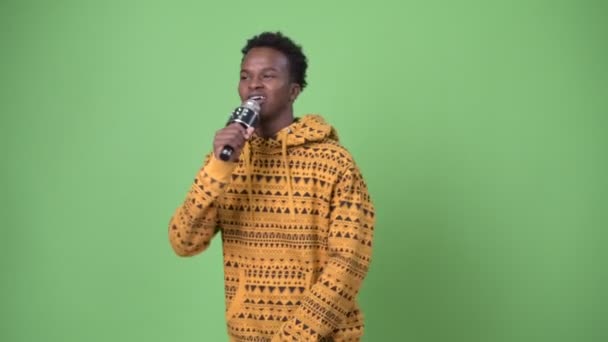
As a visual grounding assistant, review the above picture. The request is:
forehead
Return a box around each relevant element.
[241,47,289,72]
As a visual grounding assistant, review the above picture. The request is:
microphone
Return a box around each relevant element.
[219,97,262,161]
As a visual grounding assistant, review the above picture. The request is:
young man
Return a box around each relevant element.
[169,32,375,342]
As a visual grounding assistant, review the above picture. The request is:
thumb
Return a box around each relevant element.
[244,127,255,139]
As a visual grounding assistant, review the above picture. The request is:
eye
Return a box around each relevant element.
[263,74,276,79]
[240,74,249,80]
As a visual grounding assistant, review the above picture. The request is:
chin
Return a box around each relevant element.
[258,112,271,121]
[258,107,275,119]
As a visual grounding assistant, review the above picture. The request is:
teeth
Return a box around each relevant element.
[249,95,265,101]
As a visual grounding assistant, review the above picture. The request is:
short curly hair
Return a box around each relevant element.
[241,31,308,90]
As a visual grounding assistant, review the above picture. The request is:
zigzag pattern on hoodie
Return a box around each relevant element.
[169,115,375,342]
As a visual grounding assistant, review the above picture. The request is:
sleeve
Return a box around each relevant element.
[272,164,376,341]
[168,153,237,257]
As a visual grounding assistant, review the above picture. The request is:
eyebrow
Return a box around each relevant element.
[240,67,280,73]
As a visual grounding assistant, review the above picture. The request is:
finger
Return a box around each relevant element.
[214,137,245,155]
[228,123,246,134]
[215,134,245,147]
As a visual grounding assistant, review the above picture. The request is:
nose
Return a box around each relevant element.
[248,76,263,90]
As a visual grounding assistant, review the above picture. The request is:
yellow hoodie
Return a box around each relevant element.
[169,115,375,341]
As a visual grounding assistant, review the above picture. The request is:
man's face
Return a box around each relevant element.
[238,47,300,121]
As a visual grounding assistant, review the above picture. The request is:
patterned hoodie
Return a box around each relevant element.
[169,114,375,341]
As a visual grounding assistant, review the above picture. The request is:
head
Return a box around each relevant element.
[239,32,308,124]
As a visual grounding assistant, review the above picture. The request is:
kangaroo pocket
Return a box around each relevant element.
[226,264,311,327]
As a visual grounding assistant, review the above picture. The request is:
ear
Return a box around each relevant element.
[288,83,302,103]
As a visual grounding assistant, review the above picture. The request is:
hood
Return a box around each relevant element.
[240,114,338,221]
[248,114,339,154]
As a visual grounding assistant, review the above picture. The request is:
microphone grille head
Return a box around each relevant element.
[242,98,261,114]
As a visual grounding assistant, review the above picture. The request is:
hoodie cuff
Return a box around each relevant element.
[203,154,237,183]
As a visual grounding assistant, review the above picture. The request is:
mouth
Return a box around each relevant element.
[248,95,266,104]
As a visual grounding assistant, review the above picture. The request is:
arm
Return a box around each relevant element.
[168,154,237,256]
[273,164,376,341]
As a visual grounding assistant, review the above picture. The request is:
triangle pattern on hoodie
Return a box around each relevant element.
[169,114,375,342]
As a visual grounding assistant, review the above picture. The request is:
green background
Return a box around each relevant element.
[2,0,607,341]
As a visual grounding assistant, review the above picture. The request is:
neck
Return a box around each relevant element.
[256,110,294,138]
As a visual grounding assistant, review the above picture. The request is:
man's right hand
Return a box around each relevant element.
[213,123,255,162]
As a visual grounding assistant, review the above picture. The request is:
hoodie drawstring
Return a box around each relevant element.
[278,130,296,221]
[241,142,254,220]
